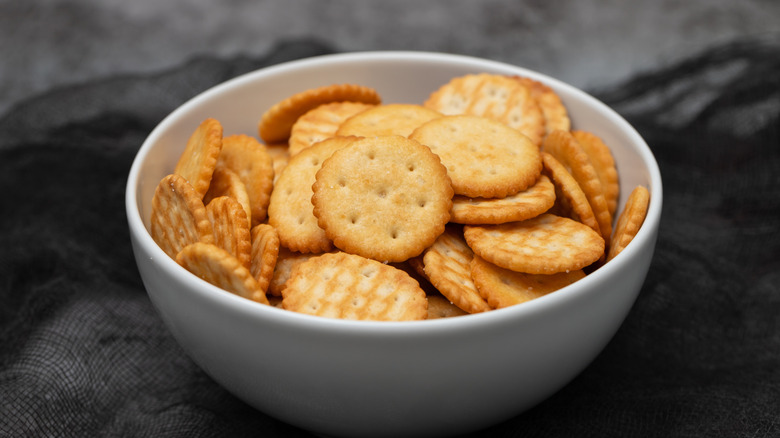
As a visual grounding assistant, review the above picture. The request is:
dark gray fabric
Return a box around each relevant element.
[1,39,778,437]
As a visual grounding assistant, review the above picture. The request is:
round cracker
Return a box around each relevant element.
[471,254,585,309]
[176,242,269,305]
[410,115,542,198]
[542,130,612,240]
[258,84,381,144]
[173,118,223,198]
[289,101,375,156]
[513,76,571,134]
[423,73,546,146]
[268,136,359,253]
[541,152,601,236]
[205,196,252,269]
[312,135,453,263]
[571,130,620,218]
[336,103,442,138]
[265,142,290,185]
[216,134,275,227]
[426,294,469,319]
[607,185,650,262]
[151,174,214,259]
[422,226,492,314]
[203,165,252,230]
[268,247,321,297]
[463,213,605,275]
[281,252,428,321]
[250,223,280,293]
[449,175,555,225]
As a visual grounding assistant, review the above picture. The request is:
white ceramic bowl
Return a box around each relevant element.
[126,51,662,438]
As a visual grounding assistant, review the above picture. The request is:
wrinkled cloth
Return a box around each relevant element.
[1,39,778,437]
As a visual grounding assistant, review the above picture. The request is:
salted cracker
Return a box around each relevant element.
[268,247,320,297]
[512,76,571,134]
[250,223,280,294]
[312,135,453,262]
[449,175,555,225]
[203,165,252,230]
[150,173,214,259]
[607,185,650,261]
[289,101,375,156]
[336,103,442,139]
[176,242,269,305]
[543,130,612,240]
[463,213,605,275]
[205,196,252,269]
[215,134,275,227]
[471,255,585,309]
[422,226,492,314]
[410,114,541,198]
[571,130,620,218]
[268,136,359,253]
[426,295,469,319]
[258,83,381,144]
[541,152,601,236]
[174,118,223,198]
[281,252,428,321]
[423,73,546,145]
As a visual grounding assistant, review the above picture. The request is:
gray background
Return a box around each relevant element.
[1,0,779,115]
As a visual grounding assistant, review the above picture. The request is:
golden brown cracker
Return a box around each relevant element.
[151,174,214,259]
[336,103,442,138]
[422,226,492,314]
[541,152,601,236]
[607,186,650,261]
[513,76,571,134]
[312,135,453,262]
[205,196,252,269]
[258,84,382,144]
[203,165,252,229]
[268,247,320,297]
[542,130,612,239]
[250,223,280,293]
[268,136,359,253]
[471,255,585,309]
[426,294,469,319]
[407,255,429,281]
[571,130,620,218]
[463,213,605,275]
[410,114,542,198]
[289,101,375,156]
[176,242,269,305]
[174,118,223,198]
[423,73,546,145]
[265,142,290,185]
[216,134,275,227]
[281,252,428,321]
[449,175,555,225]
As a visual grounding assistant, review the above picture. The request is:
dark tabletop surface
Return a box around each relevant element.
[1,1,779,437]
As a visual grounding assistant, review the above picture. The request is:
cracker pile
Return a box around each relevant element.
[150,74,650,321]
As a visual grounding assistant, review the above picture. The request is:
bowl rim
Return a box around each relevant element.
[125,50,663,335]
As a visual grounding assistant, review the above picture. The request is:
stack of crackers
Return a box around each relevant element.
[150,74,650,321]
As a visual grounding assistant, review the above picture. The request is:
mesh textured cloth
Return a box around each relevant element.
[1,39,778,437]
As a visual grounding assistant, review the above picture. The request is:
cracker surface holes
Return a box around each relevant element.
[312,135,453,262]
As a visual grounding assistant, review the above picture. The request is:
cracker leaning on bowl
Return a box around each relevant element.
[149,74,650,321]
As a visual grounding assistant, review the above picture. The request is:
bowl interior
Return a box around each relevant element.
[126,51,663,339]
